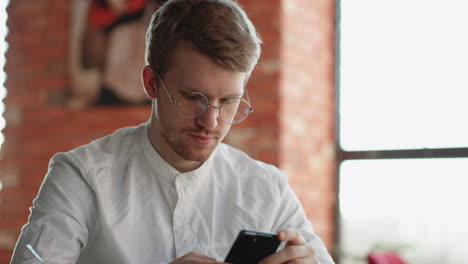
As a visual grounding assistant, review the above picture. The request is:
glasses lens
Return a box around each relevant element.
[220,98,251,124]
[177,92,208,119]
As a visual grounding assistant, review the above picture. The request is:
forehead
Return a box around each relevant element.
[164,44,247,97]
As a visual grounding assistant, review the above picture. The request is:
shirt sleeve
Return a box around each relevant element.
[270,170,336,264]
[11,152,98,264]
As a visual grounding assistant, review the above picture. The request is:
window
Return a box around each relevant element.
[0,1,8,151]
[337,0,468,263]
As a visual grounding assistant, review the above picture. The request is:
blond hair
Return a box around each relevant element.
[145,0,262,77]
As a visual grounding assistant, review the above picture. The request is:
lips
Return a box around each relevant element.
[188,133,217,145]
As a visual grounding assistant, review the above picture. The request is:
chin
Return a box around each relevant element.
[171,139,216,162]
[178,149,214,162]
[163,130,221,162]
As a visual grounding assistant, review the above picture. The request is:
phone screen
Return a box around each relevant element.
[224,230,281,264]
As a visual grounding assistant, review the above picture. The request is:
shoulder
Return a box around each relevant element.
[65,124,144,161]
[50,124,146,176]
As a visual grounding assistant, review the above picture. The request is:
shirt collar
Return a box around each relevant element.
[141,122,181,183]
[140,122,215,185]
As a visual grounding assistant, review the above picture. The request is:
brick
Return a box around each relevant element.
[258,59,280,75]
[2,104,22,126]
[0,167,20,189]
[4,95,45,107]
[0,250,13,264]
[256,150,278,166]
[0,230,18,249]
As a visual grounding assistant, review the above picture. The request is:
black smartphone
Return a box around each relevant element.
[224,230,282,264]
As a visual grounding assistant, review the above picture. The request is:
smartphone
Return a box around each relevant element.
[224,230,282,264]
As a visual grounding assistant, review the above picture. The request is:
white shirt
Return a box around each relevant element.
[11,123,334,264]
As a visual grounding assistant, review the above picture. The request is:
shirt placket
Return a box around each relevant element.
[173,174,193,257]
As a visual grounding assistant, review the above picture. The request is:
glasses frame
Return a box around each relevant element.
[155,71,254,124]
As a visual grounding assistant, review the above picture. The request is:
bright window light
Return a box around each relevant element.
[340,159,468,264]
[0,0,8,150]
[340,0,468,151]
[338,1,468,264]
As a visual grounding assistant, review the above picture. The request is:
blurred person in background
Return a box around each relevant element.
[68,0,157,109]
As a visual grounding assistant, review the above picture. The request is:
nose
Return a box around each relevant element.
[196,104,220,129]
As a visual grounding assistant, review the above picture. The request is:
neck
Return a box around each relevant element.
[147,114,203,173]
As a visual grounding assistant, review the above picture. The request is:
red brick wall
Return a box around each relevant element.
[224,0,282,165]
[280,0,337,250]
[0,0,336,262]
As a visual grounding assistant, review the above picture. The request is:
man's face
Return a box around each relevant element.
[151,44,247,165]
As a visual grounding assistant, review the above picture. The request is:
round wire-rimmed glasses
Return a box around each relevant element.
[155,72,254,124]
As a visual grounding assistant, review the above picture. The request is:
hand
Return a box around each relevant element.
[170,252,226,264]
[259,229,319,264]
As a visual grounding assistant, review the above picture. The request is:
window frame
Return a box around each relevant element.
[334,0,468,262]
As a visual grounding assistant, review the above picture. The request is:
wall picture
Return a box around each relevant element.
[68,0,158,109]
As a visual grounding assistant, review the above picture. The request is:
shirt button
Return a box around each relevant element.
[176,176,186,185]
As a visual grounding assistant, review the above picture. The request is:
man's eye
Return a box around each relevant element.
[185,94,199,100]
[183,93,205,102]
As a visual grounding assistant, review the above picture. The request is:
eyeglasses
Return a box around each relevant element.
[155,72,253,124]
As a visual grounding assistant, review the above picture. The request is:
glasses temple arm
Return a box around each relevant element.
[155,73,177,104]
[243,87,254,113]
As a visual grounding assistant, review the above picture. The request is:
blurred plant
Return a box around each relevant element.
[334,242,412,264]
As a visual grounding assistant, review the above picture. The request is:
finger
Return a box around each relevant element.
[277,229,304,245]
[177,252,218,263]
[259,245,313,264]
[185,251,216,259]
[285,256,319,264]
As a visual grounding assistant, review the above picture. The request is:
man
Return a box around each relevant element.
[11,0,335,263]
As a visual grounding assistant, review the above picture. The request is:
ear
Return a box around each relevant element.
[142,65,158,99]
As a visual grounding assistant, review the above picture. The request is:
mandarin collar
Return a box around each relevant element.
[141,122,215,185]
